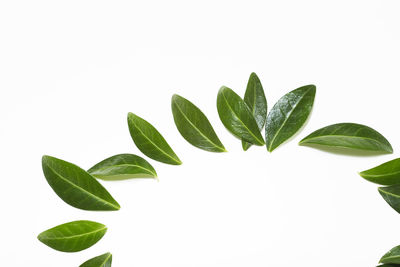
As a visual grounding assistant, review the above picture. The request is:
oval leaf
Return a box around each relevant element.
[37,220,107,252]
[360,158,400,185]
[88,154,157,180]
[217,86,264,145]
[171,94,226,152]
[42,155,120,211]
[127,113,182,165]
[80,252,112,267]
[379,185,400,214]
[381,245,400,264]
[265,84,315,152]
[299,123,393,153]
[242,72,267,151]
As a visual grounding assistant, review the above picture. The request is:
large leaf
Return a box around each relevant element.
[380,245,400,264]
[80,252,112,267]
[360,158,400,185]
[242,72,267,151]
[127,112,182,165]
[42,155,120,211]
[265,85,316,152]
[171,94,226,152]
[217,86,264,145]
[88,154,157,180]
[379,185,400,214]
[37,220,107,252]
[299,123,393,153]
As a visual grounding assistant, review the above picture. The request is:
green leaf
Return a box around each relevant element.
[88,154,157,180]
[299,123,393,153]
[37,220,107,252]
[42,155,120,211]
[171,94,226,152]
[360,158,400,185]
[80,252,112,267]
[380,245,400,264]
[242,72,267,151]
[379,185,400,214]
[265,85,316,152]
[127,113,182,165]
[377,265,400,267]
[217,86,265,146]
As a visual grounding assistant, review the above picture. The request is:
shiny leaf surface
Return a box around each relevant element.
[265,84,315,152]
[360,158,400,185]
[80,252,112,267]
[381,245,400,264]
[379,185,400,214]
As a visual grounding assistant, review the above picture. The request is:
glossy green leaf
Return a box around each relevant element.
[127,113,182,165]
[379,185,400,214]
[42,155,120,211]
[380,245,400,264]
[171,94,226,152]
[377,265,400,267]
[242,72,267,151]
[88,154,157,180]
[80,252,112,267]
[37,220,107,252]
[360,158,400,185]
[299,123,393,153]
[217,86,264,146]
[265,85,316,152]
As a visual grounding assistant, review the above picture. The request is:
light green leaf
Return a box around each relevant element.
[80,252,112,267]
[360,158,400,185]
[380,245,400,264]
[379,185,400,214]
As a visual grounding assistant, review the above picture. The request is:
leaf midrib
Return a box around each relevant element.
[40,226,106,241]
[90,163,156,177]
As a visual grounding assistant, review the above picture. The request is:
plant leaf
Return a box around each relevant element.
[37,220,107,252]
[380,245,400,264]
[88,154,157,180]
[360,158,400,185]
[80,252,112,267]
[379,185,400,214]
[42,155,120,211]
[265,84,316,152]
[217,86,265,145]
[171,94,226,152]
[242,72,267,151]
[127,112,182,165]
[299,123,393,153]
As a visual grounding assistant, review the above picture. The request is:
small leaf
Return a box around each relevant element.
[171,94,226,152]
[299,123,393,153]
[265,85,316,152]
[42,155,120,211]
[360,158,400,185]
[88,154,157,180]
[80,252,112,267]
[380,245,400,264]
[37,220,107,252]
[242,72,267,151]
[379,185,400,214]
[127,112,182,165]
[217,86,265,145]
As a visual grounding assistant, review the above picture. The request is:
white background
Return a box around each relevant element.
[1,1,400,266]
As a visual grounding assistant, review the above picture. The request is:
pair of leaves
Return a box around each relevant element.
[38,220,107,252]
[380,245,400,265]
[81,252,112,267]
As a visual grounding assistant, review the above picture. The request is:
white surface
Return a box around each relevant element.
[1,1,400,266]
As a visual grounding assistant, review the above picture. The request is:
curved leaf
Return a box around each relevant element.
[88,154,157,180]
[265,85,315,152]
[360,158,400,185]
[171,94,226,152]
[217,86,264,146]
[80,252,112,267]
[379,185,400,214]
[299,123,393,153]
[380,245,400,264]
[127,113,182,165]
[242,72,267,151]
[42,155,120,211]
[37,220,107,252]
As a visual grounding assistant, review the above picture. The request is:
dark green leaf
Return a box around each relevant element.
[265,85,316,152]
[380,245,400,264]
[217,86,264,146]
[377,265,400,267]
[80,252,112,267]
[299,123,393,153]
[379,185,400,214]
[171,94,226,152]
[42,155,120,211]
[88,154,157,180]
[242,72,267,151]
[360,158,400,185]
[37,220,107,252]
[127,112,182,165]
